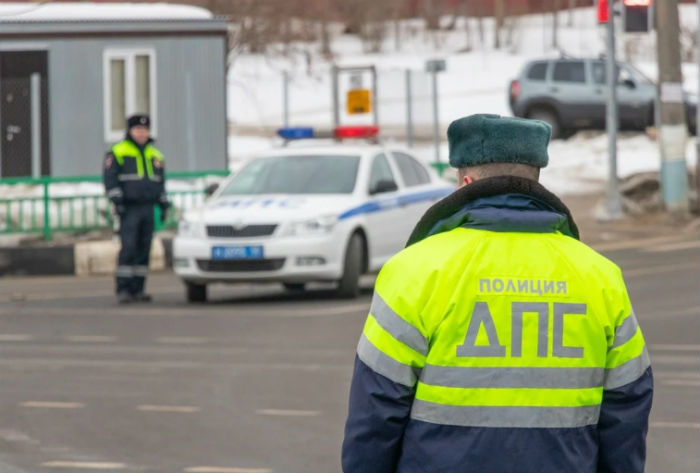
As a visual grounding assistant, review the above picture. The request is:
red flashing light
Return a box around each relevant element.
[334,125,380,139]
[597,0,609,23]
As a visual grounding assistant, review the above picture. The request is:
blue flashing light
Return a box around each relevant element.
[277,127,315,140]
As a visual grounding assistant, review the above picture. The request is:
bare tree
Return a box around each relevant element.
[552,0,560,49]
[568,0,576,27]
[494,0,505,49]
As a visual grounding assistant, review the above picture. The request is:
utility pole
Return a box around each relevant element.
[603,0,623,219]
[655,0,689,215]
[696,0,700,197]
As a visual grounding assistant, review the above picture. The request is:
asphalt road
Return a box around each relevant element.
[0,232,696,473]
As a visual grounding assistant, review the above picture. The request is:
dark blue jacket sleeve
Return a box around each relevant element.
[597,367,653,473]
[342,357,415,473]
[103,151,123,204]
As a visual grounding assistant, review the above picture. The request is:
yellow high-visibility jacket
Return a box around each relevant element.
[342,176,652,473]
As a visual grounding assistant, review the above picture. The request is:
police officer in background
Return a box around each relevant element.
[103,115,169,304]
[342,114,652,473]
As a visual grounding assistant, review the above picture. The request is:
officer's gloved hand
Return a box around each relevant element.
[111,198,126,217]
[159,202,171,223]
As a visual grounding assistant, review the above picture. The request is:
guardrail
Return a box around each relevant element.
[0,170,230,241]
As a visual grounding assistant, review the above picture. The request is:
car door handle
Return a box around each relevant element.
[550,87,559,93]
[594,89,603,94]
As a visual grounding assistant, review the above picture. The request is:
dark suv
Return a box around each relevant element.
[509,57,697,139]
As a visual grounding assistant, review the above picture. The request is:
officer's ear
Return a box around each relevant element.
[457,170,474,188]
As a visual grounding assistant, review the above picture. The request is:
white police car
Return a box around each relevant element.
[173,129,453,302]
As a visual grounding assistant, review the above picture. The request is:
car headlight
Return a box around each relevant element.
[177,218,204,238]
[284,215,337,236]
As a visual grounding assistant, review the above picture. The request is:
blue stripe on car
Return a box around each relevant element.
[338,187,453,220]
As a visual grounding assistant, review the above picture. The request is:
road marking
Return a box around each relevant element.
[643,240,700,252]
[651,344,700,352]
[137,404,200,413]
[592,235,688,252]
[277,302,369,318]
[0,334,33,342]
[651,421,700,430]
[0,287,180,303]
[66,335,117,343]
[654,371,700,379]
[20,401,84,409]
[155,336,208,345]
[41,461,126,469]
[185,467,272,473]
[651,355,700,366]
[0,429,40,444]
[660,379,700,387]
[622,262,697,277]
[256,408,321,417]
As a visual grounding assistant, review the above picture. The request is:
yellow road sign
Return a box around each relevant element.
[346,89,371,115]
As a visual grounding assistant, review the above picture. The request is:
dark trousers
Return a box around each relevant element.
[116,204,154,295]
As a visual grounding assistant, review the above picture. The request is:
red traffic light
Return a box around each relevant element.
[597,0,609,23]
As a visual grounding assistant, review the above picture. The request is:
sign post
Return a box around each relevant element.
[425,59,446,165]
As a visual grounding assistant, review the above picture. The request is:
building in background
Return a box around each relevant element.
[0,3,228,178]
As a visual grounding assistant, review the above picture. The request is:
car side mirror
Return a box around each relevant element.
[622,78,636,89]
[370,179,398,195]
[204,183,219,198]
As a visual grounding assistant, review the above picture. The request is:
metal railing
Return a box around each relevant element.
[0,171,230,241]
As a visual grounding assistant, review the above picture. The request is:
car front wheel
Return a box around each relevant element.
[186,281,207,303]
[336,233,363,298]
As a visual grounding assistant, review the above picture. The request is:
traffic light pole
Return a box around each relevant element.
[655,0,689,215]
[603,0,624,220]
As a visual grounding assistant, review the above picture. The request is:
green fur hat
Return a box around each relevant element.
[447,114,551,168]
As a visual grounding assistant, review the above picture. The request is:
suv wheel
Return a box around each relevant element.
[528,108,561,139]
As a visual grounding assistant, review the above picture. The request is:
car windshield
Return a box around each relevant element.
[220,154,360,195]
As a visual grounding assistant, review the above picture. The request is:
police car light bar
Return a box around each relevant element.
[334,125,380,139]
[277,126,380,141]
[277,127,315,140]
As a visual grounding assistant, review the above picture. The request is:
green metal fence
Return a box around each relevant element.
[0,171,230,241]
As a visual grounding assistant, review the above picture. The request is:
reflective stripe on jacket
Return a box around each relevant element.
[103,138,167,205]
[342,176,652,473]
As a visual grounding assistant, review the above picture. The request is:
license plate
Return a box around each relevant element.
[211,246,264,260]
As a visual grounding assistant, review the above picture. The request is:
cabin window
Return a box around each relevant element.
[104,50,156,142]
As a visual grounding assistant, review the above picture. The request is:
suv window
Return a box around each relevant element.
[592,62,606,85]
[592,62,638,86]
[552,61,586,83]
[393,152,430,187]
[527,62,548,81]
[369,154,397,192]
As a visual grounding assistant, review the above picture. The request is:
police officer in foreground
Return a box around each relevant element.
[103,115,169,304]
[342,114,652,473]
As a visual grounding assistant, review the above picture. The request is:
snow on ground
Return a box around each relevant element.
[228,4,699,197]
[228,5,699,129]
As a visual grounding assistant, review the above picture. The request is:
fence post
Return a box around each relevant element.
[154,205,163,232]
[42,178,51,241]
